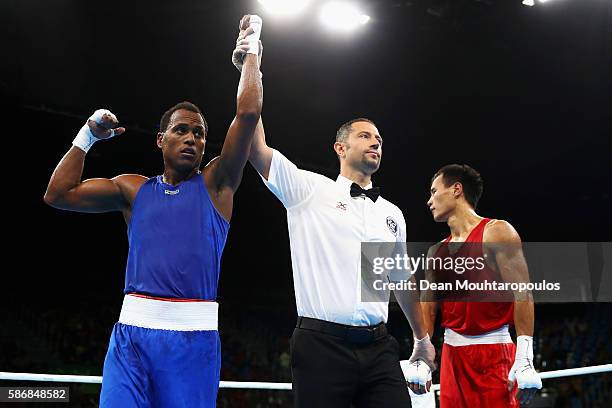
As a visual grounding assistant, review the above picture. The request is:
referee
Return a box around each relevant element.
[245,115,435,407]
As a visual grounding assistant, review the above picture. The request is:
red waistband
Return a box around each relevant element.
[127,293,213,302]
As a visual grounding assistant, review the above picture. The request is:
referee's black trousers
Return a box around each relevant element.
[290,318,412,408]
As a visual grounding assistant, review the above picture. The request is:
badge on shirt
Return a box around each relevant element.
[386,216,398,236]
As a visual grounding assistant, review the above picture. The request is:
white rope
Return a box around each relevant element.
[538,364,612,379]
[220,381,292,390]
[0,373,102,384]
[0,364,610,390]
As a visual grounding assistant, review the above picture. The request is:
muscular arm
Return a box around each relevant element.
[486,220,534,337]
[209,52,263,192]
[512,298,534,337]
[230,20,272,180]
[45,147,121,212]
[44,144,145,215]
[488,221,541,403]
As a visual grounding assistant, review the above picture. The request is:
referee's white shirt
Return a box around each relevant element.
[261,149,407,326]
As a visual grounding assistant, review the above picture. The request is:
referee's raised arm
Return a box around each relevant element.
[248,118,273,180]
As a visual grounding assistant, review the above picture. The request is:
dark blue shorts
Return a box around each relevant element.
[99,323,221,407]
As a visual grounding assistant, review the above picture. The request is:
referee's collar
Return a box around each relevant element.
[336,174,373,190]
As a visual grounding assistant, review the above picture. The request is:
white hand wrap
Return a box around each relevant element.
[72,109,118,153]
[245,15,262,55]
[508,335,542,390]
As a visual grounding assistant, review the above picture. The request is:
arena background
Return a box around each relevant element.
[1,0,610,407]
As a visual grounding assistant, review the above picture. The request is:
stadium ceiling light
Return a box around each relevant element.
[258,0,311,16]
[522,0,535,6]
[319,2,371,31]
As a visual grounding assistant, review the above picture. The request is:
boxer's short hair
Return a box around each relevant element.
[160,101,208,135]
[433,164,484,209]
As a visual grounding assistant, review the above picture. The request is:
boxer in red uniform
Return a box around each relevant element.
[422,164,541,407]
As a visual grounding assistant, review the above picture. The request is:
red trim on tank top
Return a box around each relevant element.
[444,218,491,243]
[128,293,212,302]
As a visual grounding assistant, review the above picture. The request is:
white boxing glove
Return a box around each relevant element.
[508,335,542,390]
[72,109,120,153]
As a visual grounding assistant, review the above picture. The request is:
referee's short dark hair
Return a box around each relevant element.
[336,118,376,143]
[432,164,484,209]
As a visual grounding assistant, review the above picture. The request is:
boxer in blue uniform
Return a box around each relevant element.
[43,15,264,408]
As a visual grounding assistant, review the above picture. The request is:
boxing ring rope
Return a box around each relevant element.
[1,364,611,391]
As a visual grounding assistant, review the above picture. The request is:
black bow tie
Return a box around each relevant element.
[350,183,381,202]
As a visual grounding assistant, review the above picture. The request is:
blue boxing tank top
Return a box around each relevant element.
[124,173,229,300]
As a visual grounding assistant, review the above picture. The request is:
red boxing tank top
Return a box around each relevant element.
[439,218,514,335]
